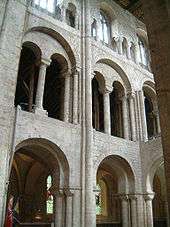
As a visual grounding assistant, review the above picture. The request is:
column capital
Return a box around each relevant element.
[120,194,129,201]
[41,58,51,66]
[62,70,72,78]
[144,193,155,201]
[127,92,136,99]
[63,188,74,197]
[102,85,113,94]
[129,195,137,200]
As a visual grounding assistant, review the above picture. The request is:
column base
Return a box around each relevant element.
[35,108,48,116]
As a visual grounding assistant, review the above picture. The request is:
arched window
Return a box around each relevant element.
[122,38,128,58]
[130,42,136,62]
[138,36,149,67]
[46,175,54,214]
[34,0,55,13]
[66,3,76,28]
[99,10,110,44]
[91,19,97,40]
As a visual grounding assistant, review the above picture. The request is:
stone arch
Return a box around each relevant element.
[22,41,42,60]
[93,71,106,92]
[146,157,164,193]
[25,26,76,68]
[95,155,135,194]
[95,59,132,93]
[136,28,149,45]
[99,1,117,21]
[15,138,70,188]
[143,81,157,110]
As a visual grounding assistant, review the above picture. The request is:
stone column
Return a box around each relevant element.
[129,195,137,227]
[75,14,79,29]
[54,191,64,227]
[35,58,50,114]
[128,93,137,141]
[84,0,96,227]
[63,71,71,122]
[139,90,148,141]
[61,5,66,23]
[103,87,112,134]
[65,190,73,227]
[118,37,123,55]
[121,195,129,227]
[122,95,129,140]
[144,193,154,227]
[72,70,79,124]
[154,110,161,134]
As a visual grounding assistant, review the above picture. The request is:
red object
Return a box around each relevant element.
[4,197,13,227]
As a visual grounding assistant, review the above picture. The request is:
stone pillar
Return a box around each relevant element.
[122,95,129,140]
[55,191,64,227]
[129,195,137,227]
[139,90,148,141]
[128,93,137,141]
[75,14,79,29]
[65,190,73,227]
[61,5,66,23]
[155,110,161,134]
[118,37,123,55]
[63,71,71,122]
[144,193,154,227]
[103,87,112,134]
[142,0,170,218]
[84,0,96,227]
[35,58,50,113]
[121,195,129,227]
[73,70,79,124]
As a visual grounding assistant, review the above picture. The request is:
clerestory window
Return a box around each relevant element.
[34,0,63,13]
[138,36,149,67]
[99,10,110,44]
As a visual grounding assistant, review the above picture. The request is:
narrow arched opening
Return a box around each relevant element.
[92,74,105,132]
[43,54,68,120]
[110,81,124,138]
[14,43,41,112]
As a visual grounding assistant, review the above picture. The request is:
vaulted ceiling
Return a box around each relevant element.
[113,0,144,21]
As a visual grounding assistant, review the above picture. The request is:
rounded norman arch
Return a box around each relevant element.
[24,26,77,68]
[95,155,135,194]
[96,58,132,93]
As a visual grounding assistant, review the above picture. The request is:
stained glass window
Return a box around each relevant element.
[96,184,102,215]
[46,175,54,214]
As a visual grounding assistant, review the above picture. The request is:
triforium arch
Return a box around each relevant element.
[14,41,41,112]
[95,155,136,227]
[143,81,160,139]
[6,138,70,225]
[145,157,168,227]
[93,59,133,140]
[92,72,105,132]
[15,27,79,123]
